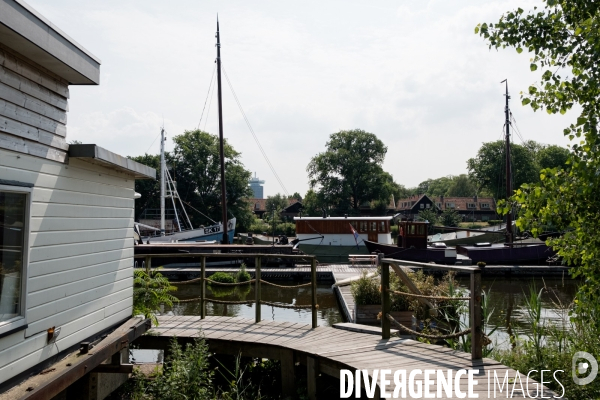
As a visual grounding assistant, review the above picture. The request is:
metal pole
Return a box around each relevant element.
[503,80,513,244]
[311,257,317,329]
[200,256,206,319]
[144,255,151,274]
[255,256,261,323]
[216,18,229,244]
[470,268,483,359]
[272,208,275,245]
[381,262,391,339]
[160,128,165,236]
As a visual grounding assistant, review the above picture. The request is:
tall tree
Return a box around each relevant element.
[447,174,478,197]
[307,129,395,213]
[265,193,289,223]
[536,144,570,170]
[132,129,253,230]
[302,189,320,217]
[477,1,600,314]
[467,140,538,200]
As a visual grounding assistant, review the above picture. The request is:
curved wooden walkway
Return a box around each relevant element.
[135,315,551,399]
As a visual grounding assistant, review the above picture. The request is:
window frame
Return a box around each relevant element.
[0,184,32,337]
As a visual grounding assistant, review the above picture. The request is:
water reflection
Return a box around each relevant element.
[458,276,579,349]
[166,283,343,327]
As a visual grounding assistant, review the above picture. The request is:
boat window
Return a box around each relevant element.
[360,221,367,232]
[371,222,377,231]
[351,221,357,230]
[417,225,424,235]
[0,185,30,334]
[380,221,386,232]
[409,225,415,235]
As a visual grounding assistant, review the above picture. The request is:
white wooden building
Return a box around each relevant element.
[0,0,155,387]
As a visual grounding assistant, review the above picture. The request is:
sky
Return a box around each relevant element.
[28,0,575,198]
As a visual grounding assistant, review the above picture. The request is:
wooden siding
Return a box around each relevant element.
[296,219,390,234]
[0,44,70,163]
[0,149,135,383]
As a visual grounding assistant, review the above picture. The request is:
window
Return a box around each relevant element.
[380,221,386,232]
[254,203,260,210]
[446,202,455,208]
[420,204,424,209]
[360,221,367,232]
[371,222,377,231]
[0,185,31,336]
[426,204,430,209]
[480,203,490,209]
[467,203,476,209]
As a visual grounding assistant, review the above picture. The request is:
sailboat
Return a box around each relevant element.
[455,81,555,265]
[136,19,235,244]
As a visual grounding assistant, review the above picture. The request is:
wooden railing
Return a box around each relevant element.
[133,253,319,328]
[379,258,483,360]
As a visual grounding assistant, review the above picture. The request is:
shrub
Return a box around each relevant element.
[236,263,251,283]
[209,271,235,284]
[133,268,178,326]
[487,219,502,226]
[350,271,381,306]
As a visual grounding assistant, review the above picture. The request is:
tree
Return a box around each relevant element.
[289,192,303,201]
[447,174,478,197]
[301,189,320,217]
[265,193,288,222]
[307,129,396,213]
[417,208,440,233]
[477,1,600,313]
[416,176,454,197]
[467,140,538,200]
[131,129,254,231]
[536,145,570,170]
[440,208,462,227]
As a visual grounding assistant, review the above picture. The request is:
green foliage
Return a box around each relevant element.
[133,268,178,326]
[491,285,600,398]
[130,129,254,232]
[440,208,462,227]
[301,189,320,217]
[478,0,600,319]
[446,174,477,197]
[209,271,235,284]
[467,141,539,200]
[487,219,503,226]
[236,264,251,283]
[265,193,288,220]
[350,272,381,306]
[416,176,454,197]
[276,222,295,237]
[306,129,399,213]
[125,337,214,400]
[536,144,570,171]
[247,216,269,234]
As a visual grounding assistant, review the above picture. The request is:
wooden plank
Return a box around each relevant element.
[29,256,132,293]
[30,227,132,248]
[32,187,133,208]
[0,45,70,98]
[29,237,131,263]
[0,132,66,162]
[26,279,132,330]
[307,356,318,400]
[0,82,67,123]
[0,64,68,110]
[0,114,68,150]
[29,248,133,278]
[29,216,133,233]
[32,203,133,222]
[0,99,66,136]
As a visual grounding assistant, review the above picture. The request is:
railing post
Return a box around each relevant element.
[381,262,391,339]
[200,256,206,319]
[311,257,317,329]
[470,268,483,359]
[144,255,151,274]
[255,256,261,323]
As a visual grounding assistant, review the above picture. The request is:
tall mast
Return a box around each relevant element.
[160,127,166,236]
[503,80,513,244]
[216,17,229,244]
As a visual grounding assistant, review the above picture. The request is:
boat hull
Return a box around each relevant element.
[456,243,555,265]
[297,243,369,263]
[363,240,457,265]
[143,218,236,243]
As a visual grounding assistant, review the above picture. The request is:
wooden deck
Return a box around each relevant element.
[136,315,552,399]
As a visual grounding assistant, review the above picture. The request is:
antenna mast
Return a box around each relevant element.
[216,17,229,244]
[160,127,166,236]
[502,80,513,244]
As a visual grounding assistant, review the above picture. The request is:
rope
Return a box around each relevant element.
[386,289,470,301]
[206,279,256,286]
[261,301,315,309]
[259,280,312,288]
[386,314,471,340]
[207,298,255,305]
[171,277,205,285]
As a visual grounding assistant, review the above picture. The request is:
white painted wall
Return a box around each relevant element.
[0,149,135,383]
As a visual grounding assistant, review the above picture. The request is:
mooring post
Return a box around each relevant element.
[311,257,317,329]
[200,256,206,319]
[381,262,391,339]
[307,356,318,400]
[470,267,483,359]
[255,256,261,323]
[144,255,151,274]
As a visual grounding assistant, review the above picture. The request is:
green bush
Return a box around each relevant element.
[236,263,251,283]
[487,219,503,226]
[350,271,381,306]
[209,271,235,284]
[133,268,178,326]
[275,222,295,237]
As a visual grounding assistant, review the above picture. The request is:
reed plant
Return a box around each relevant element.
[133,268,178,326]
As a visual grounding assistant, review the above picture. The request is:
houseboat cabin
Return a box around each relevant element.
[397,220,429,249]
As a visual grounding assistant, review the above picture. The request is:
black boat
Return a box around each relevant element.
[364,221,457,264]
